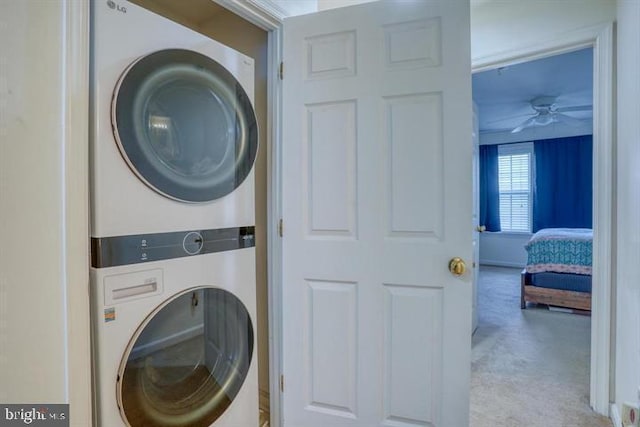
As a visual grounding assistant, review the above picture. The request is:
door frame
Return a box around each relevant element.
[472,22,614,416]
[210,2,285,426]
[59,0,92,424]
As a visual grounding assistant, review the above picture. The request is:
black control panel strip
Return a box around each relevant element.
[91,226,255,268]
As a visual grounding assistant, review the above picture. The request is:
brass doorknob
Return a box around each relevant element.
[449,257,466,276]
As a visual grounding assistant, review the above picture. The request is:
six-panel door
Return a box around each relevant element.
[282,1,473,426]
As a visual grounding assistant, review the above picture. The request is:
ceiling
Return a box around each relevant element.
[472,47,593,134]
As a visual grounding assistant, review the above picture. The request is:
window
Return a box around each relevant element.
[498,143,533,232]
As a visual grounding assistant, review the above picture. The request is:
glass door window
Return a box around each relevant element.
[118,287,254,427]
[113,49,258,203]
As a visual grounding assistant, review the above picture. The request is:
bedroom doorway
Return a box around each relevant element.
[471,48,597,424]
[470,26,613,423]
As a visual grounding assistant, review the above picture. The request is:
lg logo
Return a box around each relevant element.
[107,0,127,13]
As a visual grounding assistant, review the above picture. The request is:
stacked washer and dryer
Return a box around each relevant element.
[89,1,259,426]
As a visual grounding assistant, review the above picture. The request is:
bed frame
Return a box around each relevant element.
[520,270,591,312]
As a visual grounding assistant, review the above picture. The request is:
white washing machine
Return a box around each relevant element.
[90,1,259,426]
[91,0,258,240]
[91,249,258,427]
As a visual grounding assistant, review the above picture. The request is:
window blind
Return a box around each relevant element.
[498,151,531,232]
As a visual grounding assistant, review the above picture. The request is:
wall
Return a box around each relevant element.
[250,0,376,17]
[317,0,377,11]
[478,122,593,145]
[479,233,529,268]
[0,0,66,402]
[471,0,616,64]
[262,0,378,16]
[271,0,317,16]
[614,0,640,415]
[0,1,91,423]
[265,0,376,15]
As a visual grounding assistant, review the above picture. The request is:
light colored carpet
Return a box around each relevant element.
[471,266,611,427]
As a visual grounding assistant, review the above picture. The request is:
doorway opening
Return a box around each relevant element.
[470,36,612,424]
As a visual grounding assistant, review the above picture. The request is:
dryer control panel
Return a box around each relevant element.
[91,226,255,268]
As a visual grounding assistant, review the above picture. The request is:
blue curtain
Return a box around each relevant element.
[532,135,593,232]
[479,144,501,232]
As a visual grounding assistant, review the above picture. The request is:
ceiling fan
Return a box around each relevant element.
[510,96,592,133]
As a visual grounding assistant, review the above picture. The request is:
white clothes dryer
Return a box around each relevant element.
[91,0,258,239]
[91,247,258,427]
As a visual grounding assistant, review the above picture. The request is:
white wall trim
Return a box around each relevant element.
[614,0,640,413]
[610,403,622,427]
[267,27,284,427]
[215,0,283,30]
[472,23,607,72]
[590,22,614,416]
[473,22,614,416]
[63,0,92,424]
[247,0,288,21]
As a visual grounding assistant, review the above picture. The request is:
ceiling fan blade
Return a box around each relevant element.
[555,105,592,113]
[486,113,535,125]
[555,112,589,127]
[511,116,538,133]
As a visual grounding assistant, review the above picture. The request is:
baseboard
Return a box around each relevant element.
[480,260,525,269]
[259,388,270,412]
[611,403,622,427]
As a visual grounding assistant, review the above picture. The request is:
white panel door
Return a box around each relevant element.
[282,1,472,426]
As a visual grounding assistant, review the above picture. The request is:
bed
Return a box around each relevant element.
[520,228,592,312]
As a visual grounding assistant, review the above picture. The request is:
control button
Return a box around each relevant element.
[183,231,204,255]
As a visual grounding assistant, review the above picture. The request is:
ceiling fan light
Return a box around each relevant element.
[534,115,554,126]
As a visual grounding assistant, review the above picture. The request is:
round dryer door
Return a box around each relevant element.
[117,288,254,427]
[113,49,258,203]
